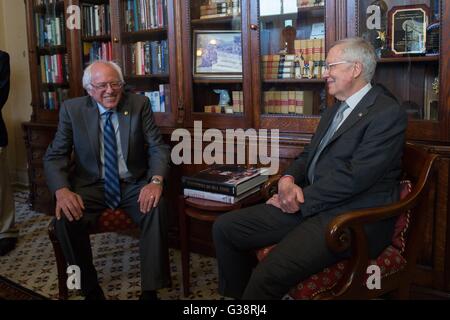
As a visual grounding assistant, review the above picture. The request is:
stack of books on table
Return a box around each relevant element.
[182,165,269,204]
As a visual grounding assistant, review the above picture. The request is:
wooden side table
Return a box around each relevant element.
[178,192,262,296]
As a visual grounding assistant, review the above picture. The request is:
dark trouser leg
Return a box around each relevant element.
[242,214,344,300]
[120,181,170,291]
[242,214,395,300]
[53,182,106,296]
[212,203,304,299]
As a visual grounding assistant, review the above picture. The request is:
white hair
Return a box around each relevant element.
[331,38,377,83]
[82,60,124,90]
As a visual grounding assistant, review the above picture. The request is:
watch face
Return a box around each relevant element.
[152,178,162,184]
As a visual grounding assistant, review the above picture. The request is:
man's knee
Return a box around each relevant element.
[212,212,234,244]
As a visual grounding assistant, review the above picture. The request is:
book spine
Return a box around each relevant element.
[183,188,236,204]
[182,178,236,196]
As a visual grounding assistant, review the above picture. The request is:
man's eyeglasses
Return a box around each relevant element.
[90,81,124,90]
[323,61,353,71]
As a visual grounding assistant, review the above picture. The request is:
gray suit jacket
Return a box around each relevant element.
[285,85,408,219]
[43,93,170,195]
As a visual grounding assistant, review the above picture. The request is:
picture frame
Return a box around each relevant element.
[388,4,429,55]
[193,30,243,79]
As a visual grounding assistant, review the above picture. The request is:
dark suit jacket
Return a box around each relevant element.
[43,93,170,195]
[0,50,10,147]
[285,85,408,220]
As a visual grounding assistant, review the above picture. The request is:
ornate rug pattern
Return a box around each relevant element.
[0,192,223,300]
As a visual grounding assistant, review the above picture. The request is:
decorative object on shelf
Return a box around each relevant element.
[424,76,439,121]
[282,25,296,54]
[426,22,440,56]
[213,89,231,108]
[193,30,242,79]
[388,4,429,55]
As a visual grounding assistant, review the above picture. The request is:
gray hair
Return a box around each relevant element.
[331,38,377,83]
[82,60,124,90]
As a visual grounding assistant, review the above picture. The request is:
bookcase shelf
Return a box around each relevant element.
[33,1,64,13]
[81,35,112,42]
[263,78,325,84]
[378,56,440,63]
[41,83,70,89]
[37,46,67,55]
[193,78,243,84]
[121,29,168,42]
[125,74,169,81]
[191,15,241,26]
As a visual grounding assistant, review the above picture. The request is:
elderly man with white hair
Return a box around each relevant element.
[44,60,171,300]
[213,37,408,300]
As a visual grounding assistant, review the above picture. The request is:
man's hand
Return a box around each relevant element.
[55,187,85,221]
[276,176,304,213]
[138,181,163,214]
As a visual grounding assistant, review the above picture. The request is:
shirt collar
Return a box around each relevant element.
[344,83,372,111]
[96,102,116,115]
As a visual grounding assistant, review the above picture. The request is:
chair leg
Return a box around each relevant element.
[48,220,68,300]
[178,196,190,297]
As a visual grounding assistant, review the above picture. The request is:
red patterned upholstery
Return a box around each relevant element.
[93,208,137,233]
[256,180,413,299]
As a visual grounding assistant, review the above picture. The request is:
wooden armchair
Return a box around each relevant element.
[256,143,437,299]
[48,209,137,300]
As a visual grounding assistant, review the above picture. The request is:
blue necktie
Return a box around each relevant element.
[307,102,349,184]
[104,111,121,209]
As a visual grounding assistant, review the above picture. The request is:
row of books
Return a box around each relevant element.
[81,4,111,37]
[40,54,69,84]
[182,165,269,204]
[231,91,243,113]
[262,54,296,79]
[124,0,167,31]
[136,84,170,113]
[41,88,69,110]
[83,42,113,66]
[263,90,313,115]
[35,0,60,5]
[294,39,325,64]
[262,39,325,80]
[199,0,241,20]
[35,14,65,47]
[260,0,323,16]
[297,0,325,8]
[129,40,169,75]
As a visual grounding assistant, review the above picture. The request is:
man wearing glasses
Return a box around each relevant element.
[213,38,407,299]
[44,61,170,300]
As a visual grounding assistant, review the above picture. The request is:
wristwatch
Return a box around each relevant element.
[150,177,162,185]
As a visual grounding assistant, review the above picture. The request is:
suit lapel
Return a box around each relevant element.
[82,97,100,168]
[117,94,131,162]
[327,86,380,145]
[306,101,340,165]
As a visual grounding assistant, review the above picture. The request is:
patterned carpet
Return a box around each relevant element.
[0,192,224,300]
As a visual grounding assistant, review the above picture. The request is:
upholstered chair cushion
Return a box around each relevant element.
[256,180,412,299]
[95,209,136,233]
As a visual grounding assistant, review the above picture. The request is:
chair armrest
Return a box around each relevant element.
[326,198,413,254]
[260,174,282,200]
[320,171,434,298]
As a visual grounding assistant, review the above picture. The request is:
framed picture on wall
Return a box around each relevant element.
[193,30,243,79]
[388,4,429,55]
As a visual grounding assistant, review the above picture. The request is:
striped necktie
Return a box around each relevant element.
[307,102,349,184]
[104,111,121,209]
